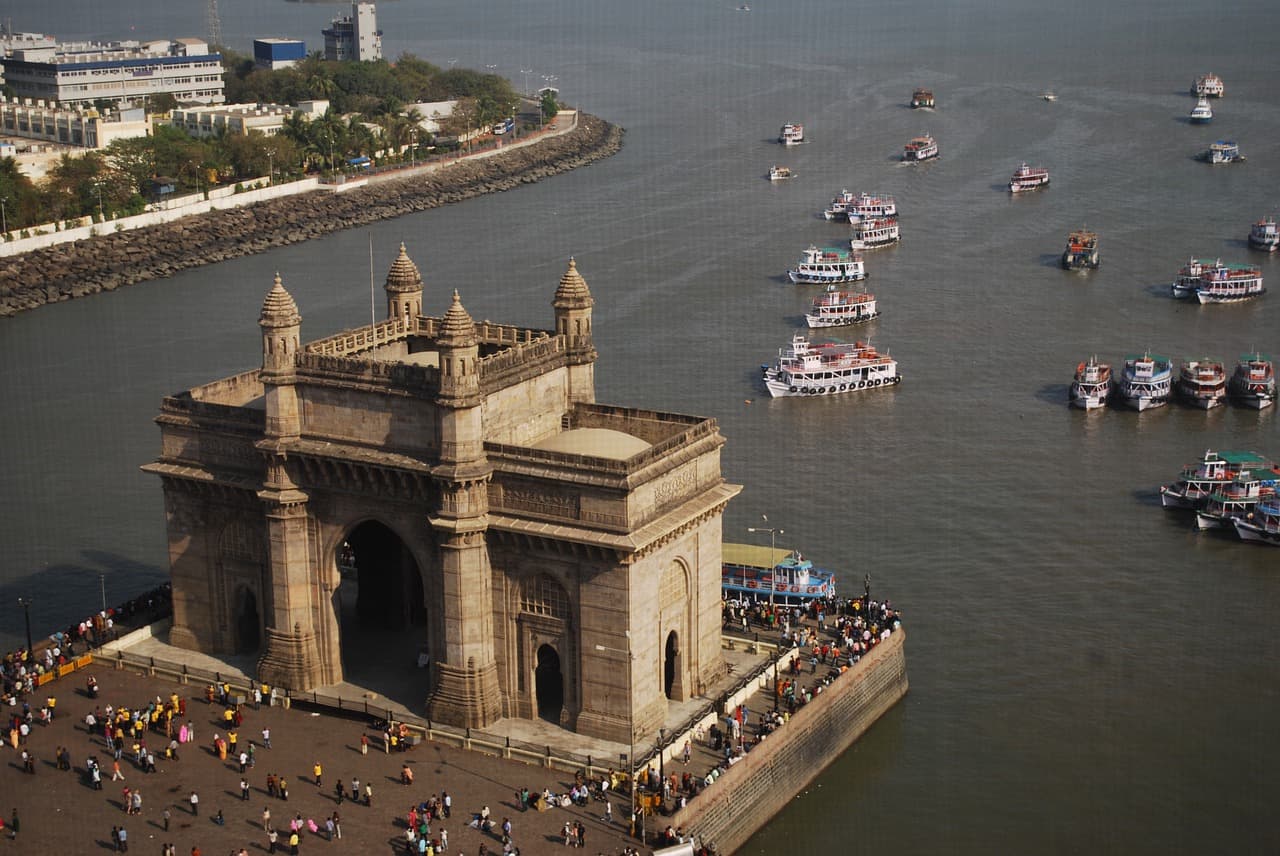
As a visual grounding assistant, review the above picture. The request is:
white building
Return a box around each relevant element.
[0,97,151,148]
[1,38,224,109]
[323,3,381,62]
[170,100,329,138]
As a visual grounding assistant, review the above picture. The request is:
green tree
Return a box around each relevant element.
[540,89,560,122]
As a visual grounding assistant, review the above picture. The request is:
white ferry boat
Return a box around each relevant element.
[822,189,857,221]
[1248,216,1279,252]
[1233,498,1280,546]
[1009,162,1050,193]
[1194,261,1264,304]
[1117,352,1172,411]
[768,165,794,181]
[843,192,898,222]
[1177,359,1228,409]
[1069,356,1111,410]
[779,123,805,145]
[1228,354,1276,409]
[1196,470,1275,531]
[850,217,901,250]
[805,286,879,328]
[910,88,935,109]
[1189,97,1213,124]
[1160,449,1273,510]
[902,134,939,162]
[1197,140,1245,164]
[1170,257,1214,298]
[762,333,900,398]
[722,543,838,602]
[1191,74,1224,98]
[787,245,867,285]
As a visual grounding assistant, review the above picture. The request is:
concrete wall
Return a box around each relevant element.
[673,629,909,854]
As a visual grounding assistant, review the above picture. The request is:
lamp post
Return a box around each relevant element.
[17,597,34,663]
[100,573,107,614]
[1,195,8,235]
[595,637,637,843]
[95,182,104,220]
[267,151,274,185]
[747,515,784,605]
[520,68,533,96]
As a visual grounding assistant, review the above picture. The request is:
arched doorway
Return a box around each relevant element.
[334,521,428,710]
[233,586,261,655]
[535,644,563,722]
[664,631,679,700]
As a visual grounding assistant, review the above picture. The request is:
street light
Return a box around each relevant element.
[267,151,274,185]
[17,597,34,663]
[1,195,8,235]
[100,573,107,614]
[595,636,637,844]
[747,514,784,605]
[520,68,533,96]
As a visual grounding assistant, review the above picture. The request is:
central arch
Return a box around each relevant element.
[334,520,429,711]
[535,644,564,722]
[664,631,680,699]
[233,586,261,655]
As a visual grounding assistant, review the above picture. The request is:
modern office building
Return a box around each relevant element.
[322,2,381,62]
[0,97,151,148]
[253,38,306,71]
[1,38,224,109]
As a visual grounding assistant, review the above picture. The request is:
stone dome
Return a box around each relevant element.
[259,273,300,328]
[385,242,423,294]
[438,289,475,344]
[553,257,594,308]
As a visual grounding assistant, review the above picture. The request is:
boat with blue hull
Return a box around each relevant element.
[722,543,837,603]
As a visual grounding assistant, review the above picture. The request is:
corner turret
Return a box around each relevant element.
[385,242,423,323]
[436,289,481,409]
[259,273,302,440]
[552,257,597,403]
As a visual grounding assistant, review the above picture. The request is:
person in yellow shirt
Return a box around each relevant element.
[288,830,299,855]
[313,762,322,788]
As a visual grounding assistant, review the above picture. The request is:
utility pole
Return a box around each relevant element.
[747,515,784,605]
[17,597,34,662]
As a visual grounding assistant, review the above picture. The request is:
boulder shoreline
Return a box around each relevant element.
[0,112,624,319]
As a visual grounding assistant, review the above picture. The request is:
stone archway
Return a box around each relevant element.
[535,644,564,722]
[664,631,681,700]
[233,586,261,655]
[333,520,429,710]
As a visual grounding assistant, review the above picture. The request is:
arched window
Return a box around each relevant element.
[521,574,569,619]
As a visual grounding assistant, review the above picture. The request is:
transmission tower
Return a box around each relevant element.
[207,0,222,48]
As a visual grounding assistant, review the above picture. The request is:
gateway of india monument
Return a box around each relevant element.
[144,247,741,740]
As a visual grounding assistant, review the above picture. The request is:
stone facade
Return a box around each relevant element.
[144,246,740,739]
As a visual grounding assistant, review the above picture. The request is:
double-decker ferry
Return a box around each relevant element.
[1196,470,1276,531]
[910,88,935,108]
[1160,449,1274,510]
[1233,499,1280,546]
[1061,229,1099,270]
[1229,354,1276,409]
[822,189,857,221]
[844,192,898,222]
[779,123,805,145]
[787,245,867,285]
[1170,257,1214,298]
[768,165,794,181]
[1009,162,1050,192]
[902,134,939,162]
[1069,356,1111,410]
[1191,74,1224,98]
[1177,359,1228,409]
[1118,352,1172,411]
[850,217,901,250]
[805,285,879,328]
[1248,216,1279,252]
[1189,97,1213,123]
[1194,261,1264,304]
[1198,140,1245,164]
[761,333,900,398]
[722,543,837,603]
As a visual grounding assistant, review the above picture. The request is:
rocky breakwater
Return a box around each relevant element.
[0,113,623,318]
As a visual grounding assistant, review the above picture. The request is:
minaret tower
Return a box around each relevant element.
[255,274,326,689]
[428,290,502,726]
[552,257,597,404]
[384,242,423,324]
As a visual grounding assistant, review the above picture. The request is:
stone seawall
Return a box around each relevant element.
[0,113,623,318]
[675,629,909,854]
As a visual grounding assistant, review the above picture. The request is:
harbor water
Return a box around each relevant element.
[2,0,1279,851]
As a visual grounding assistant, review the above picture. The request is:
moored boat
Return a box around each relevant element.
[1194,261,1264,304]
[1170,257,1214,298]
[1228,353,1276,409]
[902,134,938,162]
[1069,356,1111,410]
[1176,358,1228,409]
[822,189,857,221]
[805,285,878,328]
[843,192,898,222]
[1160,449,1274,509]
[1009,162,1050,192]
[910,88,935,108]
[1189,97,1213,123]
[1197,140,1245,164]
[1191,73,1224,98]
[722,543,837,602]
[787,245,867,285]
[1233,499,1280,546]
[1248,216,1279,252]
[1061,229,1099,270]
[850,217,900,250]
[768,165,794,181]
[1196,470,1275,530]
[1118,352,1172,411]
[761,333,900,398]
[779,123,805,145]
